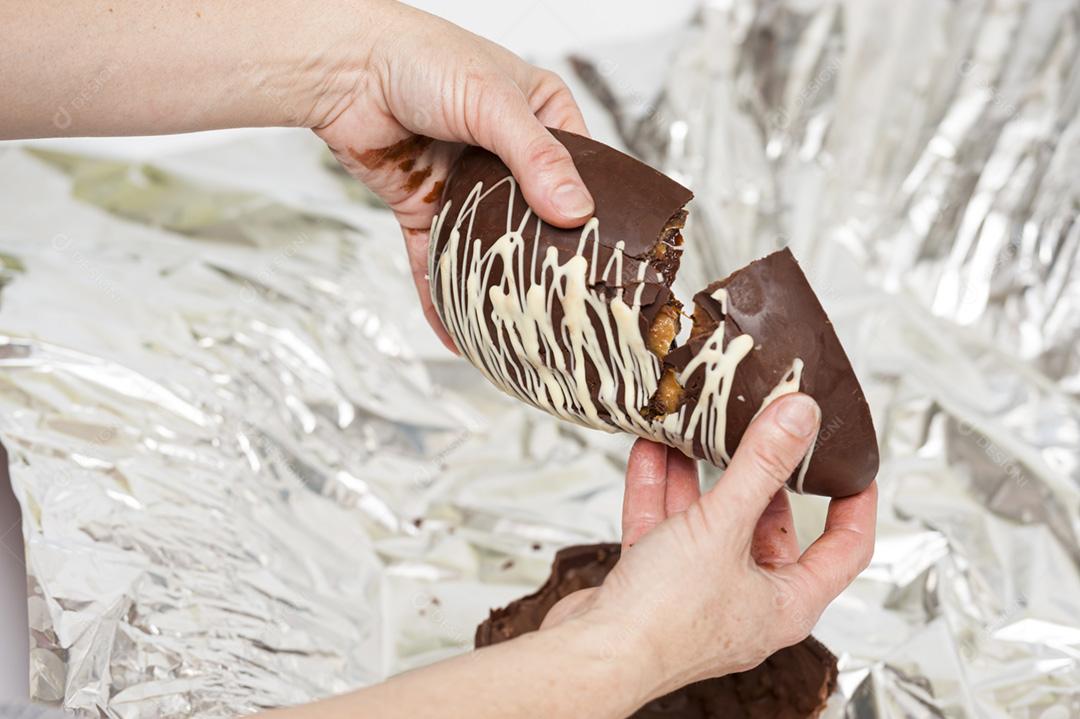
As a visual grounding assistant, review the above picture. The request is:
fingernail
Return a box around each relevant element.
[776,395,820,438]
[552,183,594,218]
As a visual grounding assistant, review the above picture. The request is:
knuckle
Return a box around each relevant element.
[462,74,518,138]
[749,443,794,487]
[473,75,517,112]
[523,135,571,171]
[856,538,874,573]
[771,582,797,611]
[769,579,816,646]
[536,68,569,93]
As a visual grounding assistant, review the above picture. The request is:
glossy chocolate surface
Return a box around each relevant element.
[430,130,877,497]
[431,128,690,344]
[666,249,879,497]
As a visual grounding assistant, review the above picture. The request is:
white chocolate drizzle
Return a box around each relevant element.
[429,177,810,487]
[749,358,814,493]
[753,359,804,422]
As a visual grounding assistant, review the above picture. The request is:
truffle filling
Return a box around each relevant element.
[642,210,689,419]
[645,295,727,419]
[648,208,687,287]
[643,207,709,420]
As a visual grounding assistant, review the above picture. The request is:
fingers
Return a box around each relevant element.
[528,70,590,137]
[774,481,878,610]
[402,226,459,355]
[470,80,594,229]
[622,439,669,551]
[750,490,800,567]
[664,449,700,516]
[704,394,820,536]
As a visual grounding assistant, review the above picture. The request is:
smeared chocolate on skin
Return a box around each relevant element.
[348,134,433,170]
[404,165,434,193]
[347,134,444,202]
[422,180,445,204]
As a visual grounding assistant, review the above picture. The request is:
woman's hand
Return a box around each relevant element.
[2,0,593,354]
[313,1,594,352]
[543,393,878,700]
[262,394,877,719]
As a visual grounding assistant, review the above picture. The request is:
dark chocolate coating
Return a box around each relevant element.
[431,129,878,497]
[666,249,879,497]
[435,128,691,279]
[430,128,691,405]
[476,544,839,719]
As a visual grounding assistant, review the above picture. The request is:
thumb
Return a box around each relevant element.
[704,393,820,533]
[540,588,598,630]
[472,83,594,227]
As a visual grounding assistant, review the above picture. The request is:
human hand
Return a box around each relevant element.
[542,393,878,702]
[312,1,593,352]
[3,0,590,355]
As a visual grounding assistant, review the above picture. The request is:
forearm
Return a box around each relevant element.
[260,615,657,719]
[1,0,376,139]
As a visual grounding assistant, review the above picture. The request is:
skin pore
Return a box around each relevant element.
[3,2,878,716]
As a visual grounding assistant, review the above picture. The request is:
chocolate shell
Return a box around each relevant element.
[429,129,877,497]
[665,249,878,497]
[475,543,839,719]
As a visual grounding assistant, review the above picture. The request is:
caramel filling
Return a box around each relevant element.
[648,209,686,288]
[641,210,690,420]
[651,369,684,416]
[689,302,717,341]
[645,298,727,418]
[646,299,681,357]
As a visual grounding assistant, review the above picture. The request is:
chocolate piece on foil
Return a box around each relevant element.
[475,543,839,719]
[429,129,877,497]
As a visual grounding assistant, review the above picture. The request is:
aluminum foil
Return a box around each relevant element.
[571,0,1080,715]
[0,130,632,717]
[0,1,1077,717]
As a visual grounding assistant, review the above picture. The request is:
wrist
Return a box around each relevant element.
[548,611,668,715]
[256,0,391,130]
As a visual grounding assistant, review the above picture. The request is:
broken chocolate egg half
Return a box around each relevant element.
[428,129,877,497]
[476,544,839,719]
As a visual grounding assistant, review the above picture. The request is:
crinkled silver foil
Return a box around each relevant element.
[0,130,630,717]
[572,0,1080,715]
[0,1,1077,717]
